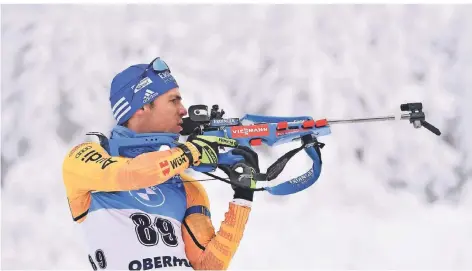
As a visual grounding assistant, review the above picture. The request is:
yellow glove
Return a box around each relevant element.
[187,135,238,165]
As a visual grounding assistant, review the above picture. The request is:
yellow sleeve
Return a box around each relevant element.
[62,141,199,222]
[180,172,251,270]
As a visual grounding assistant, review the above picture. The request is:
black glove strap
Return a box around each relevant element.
[175,143,194,166]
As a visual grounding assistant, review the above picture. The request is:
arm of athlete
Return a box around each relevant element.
[180,147,258,270]
[62,141,199,222]
[181,173,252,270]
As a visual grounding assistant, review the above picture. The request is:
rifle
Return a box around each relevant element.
[180,102,441,196]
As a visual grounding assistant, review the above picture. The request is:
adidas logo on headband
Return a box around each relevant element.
[112,97,131,123]
[143,89,159,103]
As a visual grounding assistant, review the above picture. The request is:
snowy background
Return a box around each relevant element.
[2,4,472,270]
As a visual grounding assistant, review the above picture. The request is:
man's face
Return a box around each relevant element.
[141,88,188,133]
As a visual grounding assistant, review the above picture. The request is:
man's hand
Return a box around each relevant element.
[219,145,260,202]
[186,135,238,166]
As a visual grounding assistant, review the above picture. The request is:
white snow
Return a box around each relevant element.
[2,4,471,269]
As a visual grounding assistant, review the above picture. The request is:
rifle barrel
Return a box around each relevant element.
[327,114,411,125]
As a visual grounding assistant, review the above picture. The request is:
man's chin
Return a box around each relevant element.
[175,125,183,133]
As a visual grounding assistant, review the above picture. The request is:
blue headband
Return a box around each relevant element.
[109,58,179,124]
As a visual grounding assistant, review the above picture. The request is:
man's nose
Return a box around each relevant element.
[179,106,188,117]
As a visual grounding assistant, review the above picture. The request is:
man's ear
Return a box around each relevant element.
[134,106,147,116]
[143,102,155,111]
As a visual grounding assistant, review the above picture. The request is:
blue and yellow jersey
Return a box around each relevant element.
[62,142,252,270]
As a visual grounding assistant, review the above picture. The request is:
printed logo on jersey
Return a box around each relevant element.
[170,154,187,169]
[75,145,92,158]
[159,161,171,176]
[79,150,117,169]
[129,186,165,208]
[88,249,107,270]
[69,143,90,157]
[128,255,191,270]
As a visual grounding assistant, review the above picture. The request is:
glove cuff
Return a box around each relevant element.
[232,198,252,208]
[176,142,201,167]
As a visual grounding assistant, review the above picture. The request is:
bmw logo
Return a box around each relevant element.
[129,186,165,207]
